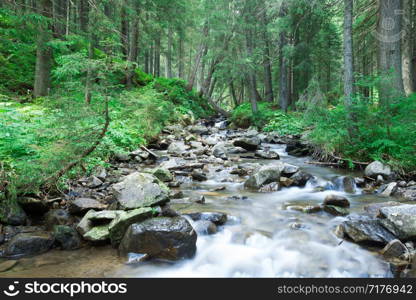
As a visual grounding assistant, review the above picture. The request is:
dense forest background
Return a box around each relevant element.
[1,0,416,204]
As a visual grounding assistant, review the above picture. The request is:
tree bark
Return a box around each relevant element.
[34,0,53,98]
[402,0,416,95]
[126,2,140,88]
[378,0,406,104]
[120,3,129,59]
[343,0,355,137]
[178,30,185,78]
[261,1,274,102]
[187,23,209,90]
[79,0,89,33]
[154,35,161,77]
[279,2,289,112]
[167,26,173,78]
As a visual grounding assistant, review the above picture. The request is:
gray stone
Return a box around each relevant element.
[193,220,217,235]
[381,182,398,197]
[153,168,174,183]
[244,164,283,189]
[233,137,261,151]
[365,161,392,179]
[336,215,395,245]
[323,195,350,208]
[379,205,416,240]
[83,225,110,242]
[364,202,403,218]
[2,232,54,258]
[255,150,280,160]
[167,142,187,156]
[0,201,27,226]
[44,209,72,230]
[119,217,197,261]
[112,172,170,210]
[212,143,228,159]
[185,212,228,225]
[109,208,153,246]
[69,198,106,215]
[189,125,209,135]
[381,239,408,260]
[53,225,81,250]
[290,171,313,187]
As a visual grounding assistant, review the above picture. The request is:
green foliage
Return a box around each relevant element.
[305,93,416,172]
[231,102,304,135]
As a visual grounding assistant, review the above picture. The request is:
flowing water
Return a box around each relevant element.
[2,137,394,278]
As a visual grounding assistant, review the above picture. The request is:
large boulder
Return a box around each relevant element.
[0,201,27,226]
[378,205,416,240]
[112,172,170,210]
[69,198,106,215]
[76,210,119,236]
[189,125,209,135]
[2,232,54,258]
[364,161,392,179]
[119,217,197,261]
[364,201,403,218]
[109,208,153,246]
[335,215,395,245]
[244,164,284,189]
[233,137,261,151]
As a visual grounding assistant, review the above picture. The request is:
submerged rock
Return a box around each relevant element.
[112,172,170,210]
[185,212,228,225]
[378,205,416,240]
[119,217,197,261]
[335,215,395,245]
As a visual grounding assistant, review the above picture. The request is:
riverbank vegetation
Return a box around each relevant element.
[1,0,416,202]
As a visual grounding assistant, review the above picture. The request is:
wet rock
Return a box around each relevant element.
[0,201,27,226]
[233,137,261,151]
[335,215,395,245]
[161,205,179,217]
[203,136,220,146]
[255,150,280,160]
[191,195,206,204]
[69,198,106,215]
[381,182,398,197]
[2,231,54,258]
[227,147,248,154]
[393,186,416,201]
[281,163,299,176]
[185,212,228,225]
[324,205,349,216]
[171,191,184,199]
[53,225,81,250]
[286,141,310,157]
[342,176,356,193]
[381,239,408,260]
[364,202,403,218]
[83,225,110,242]
[259,182,280,192]
[280,177,294,187]
[153,168,174,183]
[0,260,18,272]
[379,205,416,240]
[191,170,208,182]
[212,143,228,160]
[108,208,153,246]
[189,125,209,135]
[365,161,392,179]
[193,220,217,235]
[17,197,48,215]
[354,177,366,188]
[167,142,187,156]
[44,209,72,230]
[94,167,107,181]
[244,164,283,189]
[119,217,197,261]
[88,176,103,188]
[230,167,248,177]
[76,210,118,236]
[290,171,313,187]
[323,195,350,208]
[112,172,170,210]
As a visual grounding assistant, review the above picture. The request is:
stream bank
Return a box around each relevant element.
[1,117,415,278]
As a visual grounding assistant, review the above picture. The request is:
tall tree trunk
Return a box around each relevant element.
[167,26,173,78]
[403,0,416,95]
[187,24,209,90]
[178,30,185,78]
[34,0,52,98]
[120,3,129,59]
[343,0,355,137]
[279,2,289,112]
[154,35,161,77]
[126,3,140,88]
[378,0,406,105]
[149,44,154,76]
[261,1,274,102]
[79,0,89,32]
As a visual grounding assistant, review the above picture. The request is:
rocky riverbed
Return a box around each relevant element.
[0,116,415,278]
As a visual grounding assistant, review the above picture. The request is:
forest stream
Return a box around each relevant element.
[1,118,403,278]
